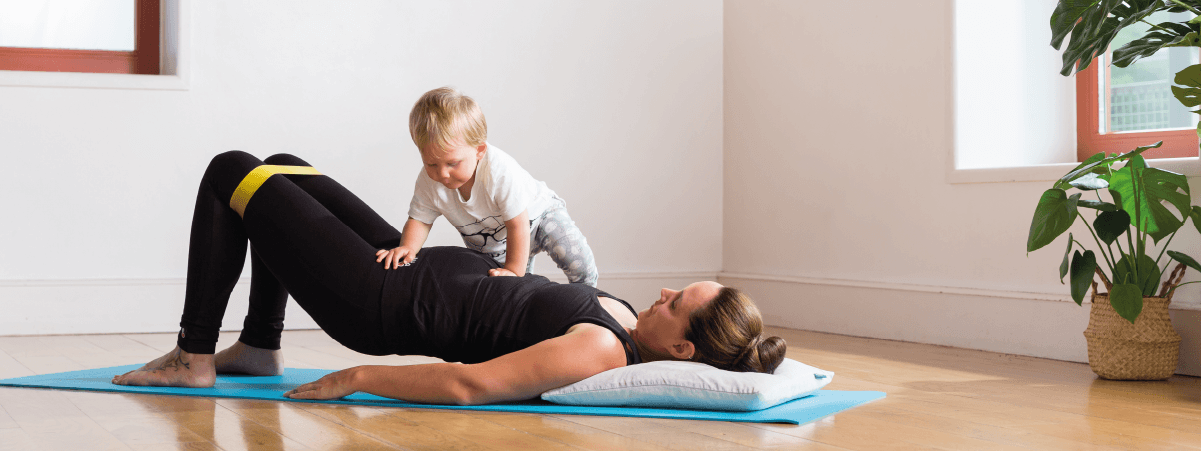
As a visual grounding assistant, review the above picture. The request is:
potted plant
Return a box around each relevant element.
[1028,142,1201,379]
[1044,0,1201,379]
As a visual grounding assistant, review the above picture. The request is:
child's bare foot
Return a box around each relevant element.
[112,347,216,388]
[214,341,285,376]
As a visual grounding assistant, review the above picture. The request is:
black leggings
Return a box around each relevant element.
[178,151,401,355]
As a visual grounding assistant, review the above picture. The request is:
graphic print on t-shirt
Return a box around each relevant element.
[456,215,507,259]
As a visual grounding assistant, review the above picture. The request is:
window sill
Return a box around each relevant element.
[0,69,188,91]
[947,156,1201,184]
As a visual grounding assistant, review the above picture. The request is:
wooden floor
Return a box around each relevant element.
[1,328,1199,451]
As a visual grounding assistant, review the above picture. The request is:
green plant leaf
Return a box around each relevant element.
[1110,157,1186,242]
[1069,173,1110,190]
[1078,199,1119,211]
[1192,205,1201,234]
[1028,190,1081,252]
[1055,152,1109,190]
[1114,253,1162,296]
[1174,64,1201,107]
[1109,283,1144,323]
[1071,250,1098,305]
[1094,210,1131,244]
[1114,31,1189,67]
[1143,167,1191,212]
[1050,0,1166,76]
[1168,250,1201,274]
[1060,232,1074,283]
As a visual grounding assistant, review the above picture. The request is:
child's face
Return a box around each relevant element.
[420,140,487,192]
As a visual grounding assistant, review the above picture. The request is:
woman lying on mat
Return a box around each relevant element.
[112,151,786,405]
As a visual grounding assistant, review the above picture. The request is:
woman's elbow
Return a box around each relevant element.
[446,374,492,406]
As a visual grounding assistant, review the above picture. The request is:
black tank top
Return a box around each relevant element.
[380,246,641,365]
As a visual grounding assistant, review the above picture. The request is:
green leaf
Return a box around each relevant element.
[1166,31,1201,47]
[1143,167,1191,212]
[1110,158,1187,242]
[1168,250,1201,274]
[1069,173,1110,190]
[1078,199,1118,211]
[1192,205,1201,234]
[1109,283,1144,323]
[1055,152,1110,190]
[1114,31,1189,67]
[1060,233,1074,283]
[1114,253,1162,296]
[1094,210,1131,244]
[1051,0,1167,76]
[1071,250,1098,305]
[1028,190,1081,252]
[1174,64,1201,107]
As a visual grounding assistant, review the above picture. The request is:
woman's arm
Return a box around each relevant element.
[284,323,627,405]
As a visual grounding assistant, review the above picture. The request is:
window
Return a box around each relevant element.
[0,0,159,75]
[1076,11,1199,161]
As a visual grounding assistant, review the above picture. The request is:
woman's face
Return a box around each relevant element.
[633,281,722,359]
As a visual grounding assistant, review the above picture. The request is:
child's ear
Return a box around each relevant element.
[475,143,487,159]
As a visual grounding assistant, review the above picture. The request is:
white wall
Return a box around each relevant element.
[723,0,1201,376]
[0,0,723,335]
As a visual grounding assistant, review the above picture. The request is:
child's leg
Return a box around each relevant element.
[179,151,392,356]
[532,205,598,286]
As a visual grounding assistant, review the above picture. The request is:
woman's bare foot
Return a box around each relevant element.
[214,341,285,376]
[112,346,216,387]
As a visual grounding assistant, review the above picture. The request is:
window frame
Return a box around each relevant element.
[0,0,160,75]
[1076,56,1199,161]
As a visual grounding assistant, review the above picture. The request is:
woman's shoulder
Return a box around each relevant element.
[563,323,632,369]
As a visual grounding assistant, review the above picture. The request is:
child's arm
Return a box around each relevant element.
[376,218,432,269]
[490,210,530,277]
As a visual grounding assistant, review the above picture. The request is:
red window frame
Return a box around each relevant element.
[1076,59,1199,161]
[0,0,160,75]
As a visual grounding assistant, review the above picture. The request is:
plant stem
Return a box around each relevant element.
[1154,230,1177,268]
[1165,280,1201,298]
[1171,0,1201,16]
[1131,160,1143,285]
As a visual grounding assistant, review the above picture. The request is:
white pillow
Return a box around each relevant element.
[540,358,833,411]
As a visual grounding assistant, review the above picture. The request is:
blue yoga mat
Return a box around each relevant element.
[0,364,884,425]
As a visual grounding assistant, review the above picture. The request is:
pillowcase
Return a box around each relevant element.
[540,358,833,411]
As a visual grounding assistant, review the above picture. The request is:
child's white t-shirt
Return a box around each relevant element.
[407,143,558,260]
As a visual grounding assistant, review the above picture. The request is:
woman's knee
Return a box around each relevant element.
[208,150,261,173]
[264,153,309,166]
[201,151,268,201]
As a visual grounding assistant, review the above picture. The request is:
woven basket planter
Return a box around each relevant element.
[1083,267,1183,380]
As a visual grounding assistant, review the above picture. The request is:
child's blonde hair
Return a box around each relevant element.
[409,87,488,154]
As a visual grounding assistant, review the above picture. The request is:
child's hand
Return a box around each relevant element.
[488,268,518,278]
[375,246,417,269]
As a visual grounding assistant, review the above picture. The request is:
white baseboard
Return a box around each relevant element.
[0,271,719,337]
[0,278,318,336]
[718,273,1201,377]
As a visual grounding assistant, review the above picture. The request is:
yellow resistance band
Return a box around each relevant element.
[229,165,323,217]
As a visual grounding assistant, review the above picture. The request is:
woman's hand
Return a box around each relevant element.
[284,367,360,400]
[488,268,518,277]
[376,246,417,269]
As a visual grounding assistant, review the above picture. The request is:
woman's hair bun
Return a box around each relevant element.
[686,286,788,373]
